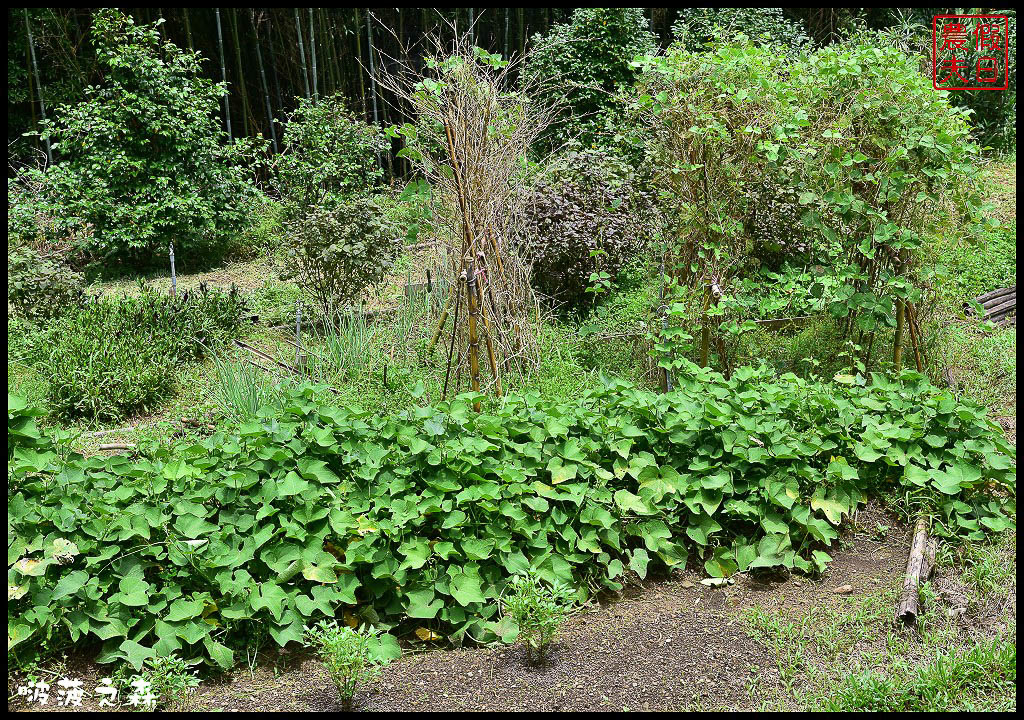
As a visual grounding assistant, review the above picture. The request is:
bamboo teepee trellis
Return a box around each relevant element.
[378,23,552,409]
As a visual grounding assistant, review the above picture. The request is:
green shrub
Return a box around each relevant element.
[232,196,287,259]
[7,245,85,322]
[35,287,246,420]
[303,622,396,705]
[524,8,656,149]
[501,573,574,663]
[7,367,1015,667]
[19,9,262,265]
[281,195,402,320]
[672,8,812,50]
[520,150,648,310]
[121,654,200,711]
[275,94,388,207]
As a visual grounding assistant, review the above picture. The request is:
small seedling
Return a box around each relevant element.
[115,654,200,711]
[501,573,575,664]
[304,621,388,706]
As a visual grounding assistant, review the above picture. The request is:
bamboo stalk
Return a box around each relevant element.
[893,297,905,370]
[24,9,52,163]
[442,271,464,400]
[252,12,278,153]
[896,517,936,625]
[214,8,232,141]
[308,8,318,103]
[465,258,483,409]
[294,9,311,101]
[474,258,503,397]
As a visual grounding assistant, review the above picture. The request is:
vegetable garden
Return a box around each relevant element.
[8,7,1017,713]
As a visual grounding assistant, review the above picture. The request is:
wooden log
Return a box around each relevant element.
[975,285,1016,305]
[84,426,136,438]
[896,517,935,625]
[981,290,1015,309]
[982,296,1016,319]
[964,286,1015,316]
[97,443,136,452]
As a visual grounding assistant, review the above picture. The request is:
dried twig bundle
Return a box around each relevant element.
[377,22,557,407]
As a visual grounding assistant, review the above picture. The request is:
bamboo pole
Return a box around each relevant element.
[429,286,457,352]
[214,8,232,141]
[893,297,905,370]
[252,12,278,153]
[24,10,52,164]
[474,254,502,397]
[465,258,483,410]
[896,517,936,625]
[442,272,464,400]
[308,8,318,103]
[294,9,311,101]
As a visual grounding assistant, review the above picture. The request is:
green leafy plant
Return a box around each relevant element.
[520,150,648,310]
[525,7,657,149]
[303,621,396,705]
[7,363,1014,669]
[27,286,246,420]
[672,8,812,51]
[501,573,574,663]
[280,195,402,321]
[275,94,388,207]
[7,245,85,322]
[119,654,200,711]
[211,354,290,422]
[16,9,263,264]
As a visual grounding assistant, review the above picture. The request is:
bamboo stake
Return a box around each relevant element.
[429,286,457,352]
[893,297,905,370]
[442,271,464,400]
[465,258,483,410]
[474,255,502,397]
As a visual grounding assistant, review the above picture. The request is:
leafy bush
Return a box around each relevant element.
[525,8,657,148]
[18,9,261,264]
[636,37,985,369]
[281,195,402,319]
[7,366,1014,667]
[303,621,396,705]
[275,94,388,206]
[501,573,574,663]
[520,150,648,310]
[32,287,246,420]
[672,8,812,50]
[7,245,85,322]
[121,654,200,711]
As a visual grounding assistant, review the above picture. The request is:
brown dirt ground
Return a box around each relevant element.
[10,505,922,713]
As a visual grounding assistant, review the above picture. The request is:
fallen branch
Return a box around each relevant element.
[97,443,136,452]
[896,516,937,625]
[84,426,136,438]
